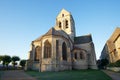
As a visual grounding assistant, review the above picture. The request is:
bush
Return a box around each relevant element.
[107,59,120,67]
[115,60,120,67]
[107,63,116,67]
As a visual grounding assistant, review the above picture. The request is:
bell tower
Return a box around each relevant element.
[55,9,76,42]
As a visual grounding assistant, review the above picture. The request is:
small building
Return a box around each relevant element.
[100,27,120,63]
[25,9,97,72]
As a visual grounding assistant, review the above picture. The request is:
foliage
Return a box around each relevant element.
[115,60,120,67]
[20,60,26,69]
[97,59,109,69]
[11,56,20,62]
[101,59,109,67]
[0,55,3,62]
[2,55,11,69]
[26,70,112,80]
[11,56,20,68]
[108,59,120,67]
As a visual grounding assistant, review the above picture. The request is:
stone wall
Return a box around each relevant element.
[73,60,88,69]
[32,62,40,71]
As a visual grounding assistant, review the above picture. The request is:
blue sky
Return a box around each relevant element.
[0,0,120,59]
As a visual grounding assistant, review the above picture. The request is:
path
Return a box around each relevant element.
[103,70,120,80]
[1,70,36,80]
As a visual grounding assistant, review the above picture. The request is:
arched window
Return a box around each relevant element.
[80,52,84,59]
[44,40,51,58]
[59,22,61,28]
[62,42,67,60]
[56,40,59,60]
[35,46,41,61]
[65,20,68,28]
[74,52,77,59]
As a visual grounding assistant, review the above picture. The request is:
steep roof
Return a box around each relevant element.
[44,27,60,36]
[56,9,71,18]
[34,27,70,41]
[74,34,92,44]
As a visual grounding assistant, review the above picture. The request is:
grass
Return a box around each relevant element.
[0,71,3,80]
[26,70,112,80]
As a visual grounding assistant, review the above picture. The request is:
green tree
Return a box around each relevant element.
[20,60,26,69]
[101,58,109,69]
[115,59,120,67]
[0,55,3,62]
[11,56,20,69]
[2,55,11,69]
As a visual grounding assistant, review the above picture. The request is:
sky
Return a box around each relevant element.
[0,0,120,60]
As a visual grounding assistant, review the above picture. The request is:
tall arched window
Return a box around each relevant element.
[35,46,41,61]
[59,22,61,28]
[74,52,77,59]
[65,20,68,28]
[44,40,51,58]
[80,52,84,59]
[62,42,67,60]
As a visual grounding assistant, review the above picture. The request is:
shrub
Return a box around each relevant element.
[107,59,120,67]
[115,60,120,67]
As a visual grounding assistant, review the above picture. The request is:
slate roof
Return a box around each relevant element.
[74,34,92,44]
[44,27,60,36]
[34,27,70,41]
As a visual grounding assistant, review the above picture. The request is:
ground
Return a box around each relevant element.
[26,70,112,80]
[1,70,119,80]
[0,70,35,80]
[0,71,2,80]
[103,70,120,80]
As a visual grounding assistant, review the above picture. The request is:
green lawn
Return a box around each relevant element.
[0,71,3,80]
[26,70,112,80]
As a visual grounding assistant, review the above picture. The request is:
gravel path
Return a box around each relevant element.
[1,70,36,80]
[103,70,120,80]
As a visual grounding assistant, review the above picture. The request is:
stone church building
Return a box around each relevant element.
[25,9,97,72]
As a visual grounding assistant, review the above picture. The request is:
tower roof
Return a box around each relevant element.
[57,9,71,18]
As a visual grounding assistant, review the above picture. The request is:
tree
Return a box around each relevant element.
[101,58,109,69]
[0,55,3,63]
[20,60,26,69]
[11,56,20,69]
[115,59,120,67]
[2,55,11,69]
[97,59,102,69]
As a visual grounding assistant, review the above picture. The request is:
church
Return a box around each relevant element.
[25,9,97,72]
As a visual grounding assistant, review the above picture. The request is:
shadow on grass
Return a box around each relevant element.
[26,69,112,80]
[0,71,3,80]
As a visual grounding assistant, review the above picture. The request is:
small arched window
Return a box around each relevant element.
[62,14,64,17]
[62,42,67,61]
[44,40,51,58]
[35,46,41,61]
